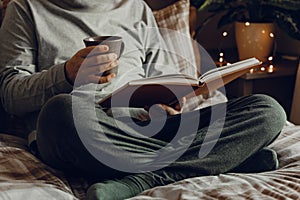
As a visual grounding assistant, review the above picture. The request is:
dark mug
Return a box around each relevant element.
[83,36,124,76]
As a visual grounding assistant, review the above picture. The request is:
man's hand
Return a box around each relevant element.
[65,45,118,86]
[146,97,186,118]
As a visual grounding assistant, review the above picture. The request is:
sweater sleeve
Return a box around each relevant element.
[0,1,73,116]
[139,1,181,78]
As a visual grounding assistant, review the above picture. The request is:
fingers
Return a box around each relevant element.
[66,45,119,86]
[78,45,109,58]
[75,61,118,85]
[147,98,186,118]
[99,73,116,84]
[160,104,181,115]
[161,97,187,115]
[81,60,118,75]
[174,97,186,111]
[83,53,118,67]
[88,73,116,84]
[79,45,118,74]
[148,104,167,119]
[145,96,187,118]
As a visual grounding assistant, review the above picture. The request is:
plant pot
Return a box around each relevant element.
[235,22,276,62]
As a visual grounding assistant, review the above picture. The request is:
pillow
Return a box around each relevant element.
[152,0,198,78]
[151,0,228,111]
[152,0,190,36]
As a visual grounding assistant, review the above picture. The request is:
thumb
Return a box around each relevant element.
[148,104,167,118]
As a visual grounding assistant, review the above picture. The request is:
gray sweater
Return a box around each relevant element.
[0,0,179,116]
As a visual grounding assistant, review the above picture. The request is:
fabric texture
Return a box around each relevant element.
[0,123,300,199]
[151,0,227,112]
[35,94,286,200]
[129,124,300,200]
[0,0,178,117]
[0,1,296,200]
[152,0,190,35]
[152,0,197,77]
[0,134,76,199]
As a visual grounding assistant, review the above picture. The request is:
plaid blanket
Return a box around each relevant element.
[0,134,77,200]
[0,123,299,200]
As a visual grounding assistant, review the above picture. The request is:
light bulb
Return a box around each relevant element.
[268,65,274,73]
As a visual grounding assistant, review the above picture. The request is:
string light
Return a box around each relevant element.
[270,33,274,38]
[218,51,225,65]
[249,68,254,74]
[268,56,273,61]
[268,65,274,73]
[261,67,266,71]
[245,22,250,26]
[222,31,228,37]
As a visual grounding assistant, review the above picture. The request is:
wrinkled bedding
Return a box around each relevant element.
[129,124,300,200]
[0,123,299,200]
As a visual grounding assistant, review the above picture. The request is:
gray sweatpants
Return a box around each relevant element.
[36,94,286,198]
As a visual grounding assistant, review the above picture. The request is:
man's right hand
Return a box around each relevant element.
[65,45,118,86]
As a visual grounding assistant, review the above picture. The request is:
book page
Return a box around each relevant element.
[98,58,261,108]
[199,58,261,84]
[128,73,198,86]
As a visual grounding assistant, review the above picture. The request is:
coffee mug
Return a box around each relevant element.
[83,36,124,76]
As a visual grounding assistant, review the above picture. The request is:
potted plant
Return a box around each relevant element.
[190,0,300,61]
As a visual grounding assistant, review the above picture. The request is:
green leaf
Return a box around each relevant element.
[265,0,300,11]
[275,10,300,40]
[217,7,246,28]
[195,0,226,11]
[190,0,300,40]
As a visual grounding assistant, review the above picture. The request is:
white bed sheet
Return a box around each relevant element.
[129,124,300,200]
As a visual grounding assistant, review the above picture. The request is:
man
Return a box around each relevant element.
[0,0,286,199]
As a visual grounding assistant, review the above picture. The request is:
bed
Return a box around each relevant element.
[0,119,299,199]
[0,0,300,199]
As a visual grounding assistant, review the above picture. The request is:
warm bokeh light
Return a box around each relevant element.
[268,65,274,73]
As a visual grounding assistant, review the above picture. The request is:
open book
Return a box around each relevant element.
[99,58,262,108]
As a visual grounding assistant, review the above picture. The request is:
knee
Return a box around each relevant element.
[248,94,286,139]
[37,94,73,137]
[250,94,286,121]
[36,94,76,167]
